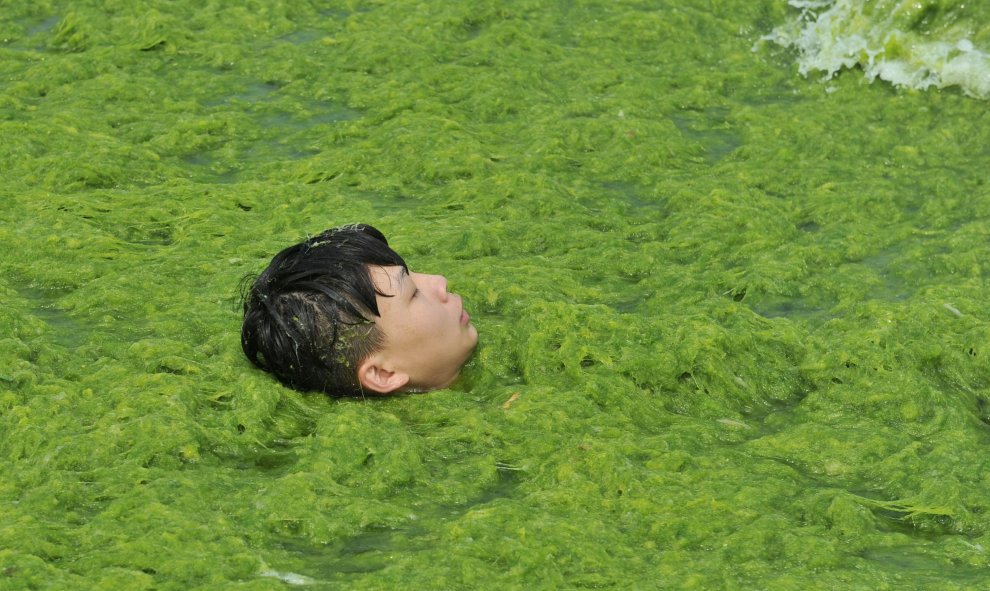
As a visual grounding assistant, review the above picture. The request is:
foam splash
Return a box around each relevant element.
[259,569,316,586]
[763,0,990,98]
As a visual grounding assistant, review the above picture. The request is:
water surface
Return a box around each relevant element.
[2,1,990,589]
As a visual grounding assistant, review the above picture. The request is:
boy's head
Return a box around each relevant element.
[241,224,478,396]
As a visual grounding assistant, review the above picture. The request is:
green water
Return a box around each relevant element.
[2,1,990,589]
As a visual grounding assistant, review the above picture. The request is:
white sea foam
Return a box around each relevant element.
[259,569,316,585]
[762,0,990,98]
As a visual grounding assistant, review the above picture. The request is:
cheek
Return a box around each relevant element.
[403,307,444,342]
[417,302,447,328]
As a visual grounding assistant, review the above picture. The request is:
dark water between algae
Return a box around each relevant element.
[2,1,990,589]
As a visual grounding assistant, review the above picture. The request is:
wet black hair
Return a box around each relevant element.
[240,224,406,396]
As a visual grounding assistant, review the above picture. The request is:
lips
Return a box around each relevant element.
[453,293,470,325]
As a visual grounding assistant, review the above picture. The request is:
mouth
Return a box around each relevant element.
[460,307,470,325]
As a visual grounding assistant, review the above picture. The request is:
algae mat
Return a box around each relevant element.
[2,0,990,589]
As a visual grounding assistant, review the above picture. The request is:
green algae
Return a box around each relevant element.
[3,0,990,589]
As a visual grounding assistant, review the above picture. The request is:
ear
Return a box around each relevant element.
[357,356,410,394]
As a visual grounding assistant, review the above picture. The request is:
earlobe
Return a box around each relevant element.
[357,357,410,394]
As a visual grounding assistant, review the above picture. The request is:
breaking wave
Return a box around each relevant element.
[763,0,990,99]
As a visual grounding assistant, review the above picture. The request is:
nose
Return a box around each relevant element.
[415,273,449,301]
[434,275,450,302]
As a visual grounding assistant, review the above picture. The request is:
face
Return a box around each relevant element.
[365,265,478,392]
